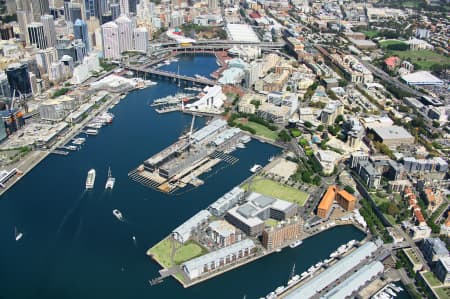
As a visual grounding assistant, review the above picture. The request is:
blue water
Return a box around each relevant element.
[0,54,365,299]
[158,53,218,79]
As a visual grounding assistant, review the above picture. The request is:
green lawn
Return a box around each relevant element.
[244,121,278,140]
[242,176,309,206]
[364,30,379,39]
[435,286,450,299]
[265,219,279,227]
[148,238,207,268]
[423,271,442,287]
[388,50,450,70]
[379,40,406,49]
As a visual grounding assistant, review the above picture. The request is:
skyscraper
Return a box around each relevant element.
[16,10,31,44]
[119,0,129,16]
[133,27,148,53]
[31,0,50,22]
[110,3,120,20]
[128,0,137,14]
[6,63,32,97]
[40,14,57,48]
[27,22,47,49]
[101,21,119,59]
[208,0,218,9]
[115,14,133,53]
[68,3,83,23]
[63,0,71,21]
[74,19,90,52]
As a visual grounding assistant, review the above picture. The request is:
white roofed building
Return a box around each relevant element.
[172,210,211,244]
[185,85,226,114]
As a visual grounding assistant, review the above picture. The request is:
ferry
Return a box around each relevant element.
[289,240,303,248]
[105,167,115,190]
[113,209,123,221]
[15,226,23,241]
[86,169,96,189]
[86,129,99,135]
[250,164,262,173]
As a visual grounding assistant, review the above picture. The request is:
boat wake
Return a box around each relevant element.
[56,190,89,235]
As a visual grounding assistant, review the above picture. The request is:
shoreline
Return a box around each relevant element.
[0,92,122,197]
[148,222,367,288]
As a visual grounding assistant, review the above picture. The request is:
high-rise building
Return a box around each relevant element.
[6,0,17,15]
[67,3,83,23]
[115,14,133,53]
[128,0,137,14]
[208,0,218,9]
[74,19,90,52]
[84,0,98,19]
[63,0,71,21]
[6,63,32,97]
[36,47,58,74]
[0,72,11,98]
[16,10,31,44]
[101,21,120,59]
[133,27,148,53]
[101,13,113,24]
[0,24,15,40]
[40,14,57,48]
[27,22,47,49]
[170,11,184,28]
[31,0,50,22]
[110,3,120,20]
[119,0,129,15]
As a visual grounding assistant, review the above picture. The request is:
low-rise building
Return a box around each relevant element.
[207,220,241,248]
[434,256,450,285]
[371,125,415,147]
[209,187,245,216]
[317,185,357,218]
[421,238,449,263]
[172,210,211,244]
[262,217,302,250]
[225,192,297,236]
[314,150,341,175]
[181,239,255,280]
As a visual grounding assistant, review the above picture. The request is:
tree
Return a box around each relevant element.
[432,120,440,128]
[344,185,355,194]
[250,100,261,109]
[335,115,344,124]
[277,130,292,142]
[304,121,313,128]
[312,175,322,186]
[317,125,324,132]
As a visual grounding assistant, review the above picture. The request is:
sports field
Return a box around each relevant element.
[242,176,309,206]
[148,238,207,268]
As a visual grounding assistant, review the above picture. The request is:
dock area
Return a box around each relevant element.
[129,118,245,193]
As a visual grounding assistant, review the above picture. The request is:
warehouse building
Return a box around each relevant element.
[172,210,211,244]
[322,261,384,299]
[209,187,245,216]
[181,239,255,280]
[285,241,378,299]
[371,125,415,147]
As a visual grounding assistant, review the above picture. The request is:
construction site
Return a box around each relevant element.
[128,117,249,193]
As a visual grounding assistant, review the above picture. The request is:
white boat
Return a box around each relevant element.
[15,227,23,241]
[144,80,157,86]
[86,169,96,189]
[289,240,303,248]
[113,209,123,221]
[250,164,262,173]
[236,143,245,149]
[72,137,86,145]
[268,156,274,162]
[275,248,281,252]
[105,167,116,190]
[86,129,98,135]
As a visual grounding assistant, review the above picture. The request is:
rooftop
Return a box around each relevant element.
[372,125,414,141]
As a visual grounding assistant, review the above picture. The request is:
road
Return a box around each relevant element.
[361,61,426,98]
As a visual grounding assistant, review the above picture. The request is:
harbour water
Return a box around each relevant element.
[1,54,365,299]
